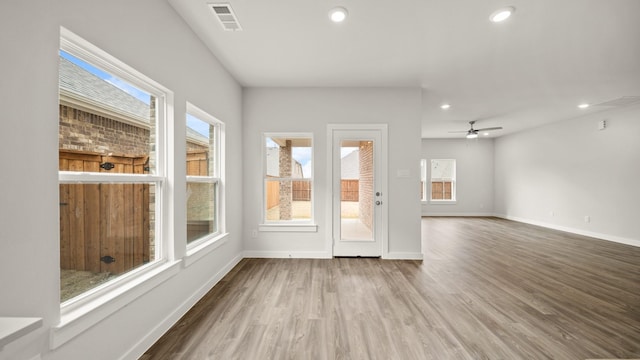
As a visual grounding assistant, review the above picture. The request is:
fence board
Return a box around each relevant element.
[266,180,280,209]
[59,184,70,270]
[341,180,359,201]
[292,181,311,201]
[187,150,208,176]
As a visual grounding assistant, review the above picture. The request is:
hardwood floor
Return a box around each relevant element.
[142,217,640,359]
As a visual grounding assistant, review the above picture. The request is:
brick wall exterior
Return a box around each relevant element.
[59,105,150,156]
[359,141,374,230]
[278,140,293,220]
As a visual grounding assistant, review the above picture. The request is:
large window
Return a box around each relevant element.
[186,103,223,245]
[264,134,313,223]
[58,30,171,304]
[430,159,456,201]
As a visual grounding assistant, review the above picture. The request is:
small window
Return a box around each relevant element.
[58,34,170,303]
[186,103,223,245]
[420,159,427,202]
[430,159,456,201]
[264,134,313,223]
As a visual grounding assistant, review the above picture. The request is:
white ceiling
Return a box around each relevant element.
[168,0,640,138]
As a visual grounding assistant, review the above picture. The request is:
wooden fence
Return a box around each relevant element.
[431,181,452,200]
[59,150,149,275]
[187,149,208,176]
[265,179,360,209]
[341,180,359,201]
[266,180,280,209]
[293,181,311,201]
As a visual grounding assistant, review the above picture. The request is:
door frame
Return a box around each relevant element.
[326,124,388,258]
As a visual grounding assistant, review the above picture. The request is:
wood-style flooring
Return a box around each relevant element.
[141,217,640,359]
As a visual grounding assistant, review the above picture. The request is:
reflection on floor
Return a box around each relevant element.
[340,218,373,240]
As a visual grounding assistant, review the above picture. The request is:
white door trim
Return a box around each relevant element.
[326,124,388,258]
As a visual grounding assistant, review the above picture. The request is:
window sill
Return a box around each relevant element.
[0,317,43,350]
[430,200,457,205]
[259,224,318,232]
[51,260,181,349]
[184,232,229,267]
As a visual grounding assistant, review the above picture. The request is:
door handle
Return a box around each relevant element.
[376,192,381,196]
[376,201,382,205]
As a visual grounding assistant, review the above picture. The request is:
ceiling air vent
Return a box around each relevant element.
[209,3,242,31]
[593,96,640,108]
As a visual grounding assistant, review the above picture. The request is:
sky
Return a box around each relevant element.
[61,50,211,138]
[186,114,211,138]
[266,138,312,178]
[60,50,151,105]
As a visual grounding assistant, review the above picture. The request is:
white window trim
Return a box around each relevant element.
[261,132,315,227]
[185,102,225,251]
[420,159,428,203]
[54,27,176,348]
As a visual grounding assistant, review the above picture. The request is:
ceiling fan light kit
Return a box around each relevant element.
[490,6,515,23]
[328,7,348,23]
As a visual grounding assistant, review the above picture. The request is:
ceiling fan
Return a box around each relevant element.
[450,120,503,139]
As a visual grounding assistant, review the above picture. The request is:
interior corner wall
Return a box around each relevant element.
[494,104,640,246]
[242,88,423,258]
[421,139,495,216]
[0,1,243,359]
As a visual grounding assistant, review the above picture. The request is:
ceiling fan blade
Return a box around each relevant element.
[448,131,469,133]
[475,126,503,132]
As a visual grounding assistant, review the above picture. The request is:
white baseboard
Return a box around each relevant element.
[384,252,424,260]
[243,250,332,259]
[495,214,640,248]
[421,212,495,217]
[121,253,243,360]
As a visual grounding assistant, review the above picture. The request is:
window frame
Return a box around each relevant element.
[420,159,428,202]
[429,159,457,203]
[260,133,316,231]
[53,27,178,348]
[185,102,225,250]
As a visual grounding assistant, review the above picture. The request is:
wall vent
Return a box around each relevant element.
[208,3,242,31]
[593,96,640,108]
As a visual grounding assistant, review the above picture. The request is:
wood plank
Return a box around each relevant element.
[113,183,125,274]
[59,184,70,270]
[133,159,145,267]
[99,184,111,274]
[142,218,640,360]
[83,160,101,273]
[142,184,150,263]
[124,183,134,271]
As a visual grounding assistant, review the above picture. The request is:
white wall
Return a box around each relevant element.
[421,139,495,216]
[0,1,243,359]
[242,88,423,259]
[494,104,640,246]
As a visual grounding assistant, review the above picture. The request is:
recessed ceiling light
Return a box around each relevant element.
[440,104,451,110]
[483,132,490,136]
[490,6,515,23]
[578,103,590,109]
[329,7,348,23]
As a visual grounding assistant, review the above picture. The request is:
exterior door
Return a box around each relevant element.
[330,126,387,257]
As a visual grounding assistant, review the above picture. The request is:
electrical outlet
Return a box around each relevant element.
[251,229,258,238]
